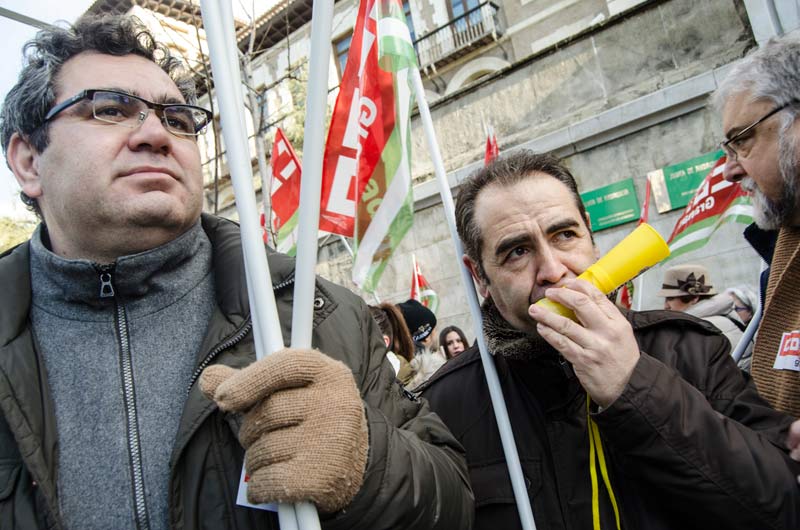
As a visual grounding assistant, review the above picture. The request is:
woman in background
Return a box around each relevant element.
[439,325,469,360]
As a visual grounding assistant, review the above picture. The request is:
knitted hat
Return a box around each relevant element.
[657,264,716,297]
[397,299,437,342]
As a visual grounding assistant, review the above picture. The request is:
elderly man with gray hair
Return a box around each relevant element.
[713,34,800,469]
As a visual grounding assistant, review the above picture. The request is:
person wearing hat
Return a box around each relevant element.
[398,299,446,389]
[658,264,746,356]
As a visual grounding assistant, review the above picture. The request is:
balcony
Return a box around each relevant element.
[414,2,501,72]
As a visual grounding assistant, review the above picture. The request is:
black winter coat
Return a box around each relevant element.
[420,310,800,530]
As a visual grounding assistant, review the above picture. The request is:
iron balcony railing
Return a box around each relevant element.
[414,2,501,71]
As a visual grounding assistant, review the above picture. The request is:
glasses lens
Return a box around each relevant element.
[164,106,208,136]
[92,91,145,126]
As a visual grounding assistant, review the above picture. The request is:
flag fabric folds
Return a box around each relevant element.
[269,128,302,255]
[410,254,439,314]
[321,0,417,292]
[665,155,753,260]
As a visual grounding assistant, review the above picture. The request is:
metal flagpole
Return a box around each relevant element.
[410,67,537,530]
[199,2,318,528]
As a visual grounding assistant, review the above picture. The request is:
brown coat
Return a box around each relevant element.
[752,226,800,416]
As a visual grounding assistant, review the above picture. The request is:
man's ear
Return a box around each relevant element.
[463,255,490,299]
[7,133,43,200]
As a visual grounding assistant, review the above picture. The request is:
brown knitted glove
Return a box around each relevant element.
[199,348,369,513]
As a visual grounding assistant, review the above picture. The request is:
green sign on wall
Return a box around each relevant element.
[647,150,724,213]
[580,178,640,231]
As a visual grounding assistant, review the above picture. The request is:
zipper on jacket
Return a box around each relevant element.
[185,320,253,395]
[185,276,296,395]
[99,265,151,530]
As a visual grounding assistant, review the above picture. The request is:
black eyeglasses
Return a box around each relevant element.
[719,102,792,161]
[42,89,213,137]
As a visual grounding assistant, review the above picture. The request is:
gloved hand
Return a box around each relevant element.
[200,348,369,513]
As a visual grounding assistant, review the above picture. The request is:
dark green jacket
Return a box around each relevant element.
[0,214,474,529]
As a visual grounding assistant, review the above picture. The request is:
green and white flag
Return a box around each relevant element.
[666,155,753,260]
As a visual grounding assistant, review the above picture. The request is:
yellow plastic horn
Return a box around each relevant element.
[535,223,670,321]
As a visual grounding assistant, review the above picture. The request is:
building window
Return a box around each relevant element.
[334,32,352,79]
[449,0,481,28]
[403,0,416,43]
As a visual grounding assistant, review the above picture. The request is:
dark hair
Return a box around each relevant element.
[0,14,196,218]
[369,303,415,362]
[438,325,468,359]
[455,150,591,280]
[667,294,702,304]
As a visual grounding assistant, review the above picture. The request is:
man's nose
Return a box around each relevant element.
[535,247,568,286]
[128,110,172,154]
[722,157,745,182]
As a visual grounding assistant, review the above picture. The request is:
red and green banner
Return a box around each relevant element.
[321,0,417,292]
[269,128,301,255]
[411,254,439,314]
[666,154,752,260]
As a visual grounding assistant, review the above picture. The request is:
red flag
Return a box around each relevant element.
[410,255,439,314]
[319,0,398,236]
[270,128,302,231]
[484,126,499,166]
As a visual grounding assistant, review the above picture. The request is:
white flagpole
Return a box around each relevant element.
[410,68,537,530]
[286,0,337,527]
[200,2,313,529]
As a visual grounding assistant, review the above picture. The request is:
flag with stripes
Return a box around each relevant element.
[322,0,417,291]
[665,155,752,260]
[269,128,301,255]
[411,254,439,314]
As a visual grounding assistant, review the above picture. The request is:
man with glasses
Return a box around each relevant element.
[713,36,800,424]
[0,15,472,530]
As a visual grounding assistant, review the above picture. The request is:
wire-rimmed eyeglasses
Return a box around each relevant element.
[719,102,793,161]
[42,89,213,137]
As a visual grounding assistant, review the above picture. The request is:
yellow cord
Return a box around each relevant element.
[587,395,621,530]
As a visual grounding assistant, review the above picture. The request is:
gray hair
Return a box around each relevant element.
[454,150,591,281]
[713,37,800,229]
[0,14,197,218]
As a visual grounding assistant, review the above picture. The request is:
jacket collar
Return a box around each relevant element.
[744,222,778,265]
